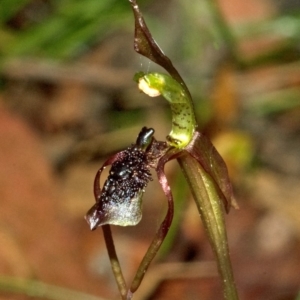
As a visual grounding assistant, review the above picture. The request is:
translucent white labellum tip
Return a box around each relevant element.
[138,78,161,97]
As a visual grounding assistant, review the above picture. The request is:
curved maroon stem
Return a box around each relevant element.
[102,225,127,299]
[129,149,182,295]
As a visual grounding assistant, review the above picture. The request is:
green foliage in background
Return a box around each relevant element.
[0,0,150,60]
[1,0,300,65]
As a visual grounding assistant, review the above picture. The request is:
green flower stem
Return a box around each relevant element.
[178,154,238,300]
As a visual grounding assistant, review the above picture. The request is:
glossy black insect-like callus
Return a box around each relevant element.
[85,127,157,229]
[136,127,154,150]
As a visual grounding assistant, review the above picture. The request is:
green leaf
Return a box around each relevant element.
[0,0,31,24]
[178,154,238,300]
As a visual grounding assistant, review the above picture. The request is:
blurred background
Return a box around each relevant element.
[0,0,300,299]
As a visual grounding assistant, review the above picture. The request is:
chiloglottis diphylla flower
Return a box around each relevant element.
[84,1,239,299]
[85,71,237,300]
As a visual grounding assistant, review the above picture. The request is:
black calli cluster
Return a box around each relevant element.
[104,146,152,205]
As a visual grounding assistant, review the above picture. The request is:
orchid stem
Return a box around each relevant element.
[178,154,238,300]
[102,225,127,299]
[129,163,174,294]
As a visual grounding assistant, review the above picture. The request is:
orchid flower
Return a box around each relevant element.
[85,1,239,299]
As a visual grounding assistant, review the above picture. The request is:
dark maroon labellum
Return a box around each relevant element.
[86,127,164,229]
